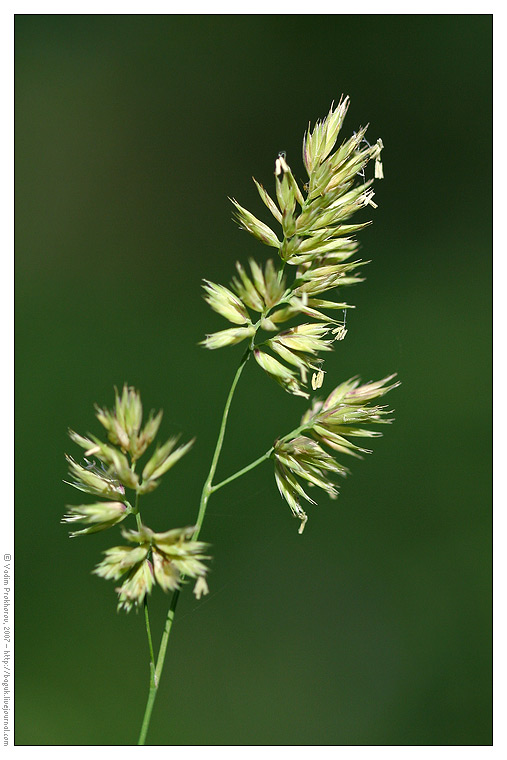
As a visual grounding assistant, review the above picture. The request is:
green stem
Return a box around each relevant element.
[154,587,180,686]
[133,491,157,713]
[138,683,157,747]
[210,420,311,494]
[192,346,252,539]
[144,599,156,685]
[137,587,179,746]
[211,447,274,493]
[137,344,253,745]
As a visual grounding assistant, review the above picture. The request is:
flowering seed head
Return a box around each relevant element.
[93,385,165,462]
[274,153,303,239]
[254,322,336,397]
[64,387,196,552]
[226,96,382,274]
[94,545,149,581]
[202,280,251,325]
[202,97,385,394]
[269,341,322,373]
[253,177,283,224]
[200,325,255,350]
[273,323,333,354]
[92,525,211,612]
[64,455,126,500]
[309,377,399,454]
[152,551,181,593]
[229,258,287,315]
[136,409,164,458]
[230,197,281,248]
[254,349,310,399]
[115,560,155,613]
[62,501,130,538]
[273,435,346,532]
[271,375,399,531]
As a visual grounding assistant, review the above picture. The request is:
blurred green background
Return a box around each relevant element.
[15,14,491,746]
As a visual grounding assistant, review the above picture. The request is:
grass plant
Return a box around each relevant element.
[62,96,399,745]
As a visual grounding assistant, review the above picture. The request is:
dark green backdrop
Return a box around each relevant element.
[15,14,492,746]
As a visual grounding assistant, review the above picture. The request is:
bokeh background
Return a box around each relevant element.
[15,14,492,746]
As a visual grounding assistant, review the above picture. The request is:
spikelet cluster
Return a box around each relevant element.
[62,386,210,610]
[274,375,400,532]
[201,96,384,399]
[94,526,209,613]
[63,385,195,533]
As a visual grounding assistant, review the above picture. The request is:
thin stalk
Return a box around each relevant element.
[211,420,313,494]
[192,345,252,539]
[137,665,159,745]
[137,588,179,746]
[211,447,274,493]
[144,599,156,685]
[154,586,180,686]
[134,492,157,696]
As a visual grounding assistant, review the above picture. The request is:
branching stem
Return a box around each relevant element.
[137,342,254,745]
[211,448,274,492]
[192,345,252,539]
[211,420,311,493]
